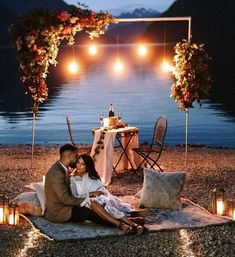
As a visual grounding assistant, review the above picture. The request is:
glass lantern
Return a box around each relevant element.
[211,188,225,215]
[0,194,9,225]
[8,202,19,226]
[226,199,235,220]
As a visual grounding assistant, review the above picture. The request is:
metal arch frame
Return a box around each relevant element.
[115,17,192,169]
[116,17,191,42]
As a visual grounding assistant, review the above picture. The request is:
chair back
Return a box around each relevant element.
[151,115,167,148]
[66,115,76,145]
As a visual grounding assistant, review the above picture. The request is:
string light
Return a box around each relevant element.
[161,23,171,73]
[162,60,171,72]
[88,44,97,56]
[68,58,79,74]
[113,57,124,73]
[137,43,148,57]
[113,34,124,74]
[68,45,79,74]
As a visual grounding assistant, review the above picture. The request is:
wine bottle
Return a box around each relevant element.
[109,104,115,117]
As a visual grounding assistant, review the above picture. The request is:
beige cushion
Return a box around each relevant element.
[32,182,45,215]
[13,192,43,216]
[140,169,186,210]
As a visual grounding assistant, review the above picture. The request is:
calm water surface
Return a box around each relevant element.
[0,45,234,147]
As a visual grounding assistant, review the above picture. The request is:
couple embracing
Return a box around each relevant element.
[44,144,148,235]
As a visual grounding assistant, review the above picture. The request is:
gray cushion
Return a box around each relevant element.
[140,169,186,210]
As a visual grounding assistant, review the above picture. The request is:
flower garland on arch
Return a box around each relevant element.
[10,7,115,116]
[171,40,212,111]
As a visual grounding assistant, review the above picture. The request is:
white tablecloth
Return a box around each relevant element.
[91,127,140,185]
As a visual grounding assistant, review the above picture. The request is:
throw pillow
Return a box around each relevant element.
[139,169,186,210]
[13,192,43,216]
[32,182,45,215]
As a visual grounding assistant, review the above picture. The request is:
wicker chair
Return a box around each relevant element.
[132,115,167,172]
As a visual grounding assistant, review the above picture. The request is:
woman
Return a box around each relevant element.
[70,154,146,235]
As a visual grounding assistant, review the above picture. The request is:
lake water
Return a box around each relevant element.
[0,45,235,147]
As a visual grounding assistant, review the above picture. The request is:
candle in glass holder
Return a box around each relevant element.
[8,214,14,225]
[0,208,3,223]
[229,200,235,220]
[216,200,225,215]
[8,202,19,226]
[232,208,235,220]
[0,194,9,225]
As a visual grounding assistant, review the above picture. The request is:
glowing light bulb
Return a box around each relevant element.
[113,57,124,73]
[88,44,97,56]
[137,44,148,57]
[162,60,171,72]
[68,59,78,74]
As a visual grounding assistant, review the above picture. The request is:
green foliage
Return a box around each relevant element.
[171,40,212,111]
[10,7,114,115]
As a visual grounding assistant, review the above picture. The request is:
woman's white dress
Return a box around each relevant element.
[70,174,133,219]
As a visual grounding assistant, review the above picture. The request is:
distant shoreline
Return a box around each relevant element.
[1,143,234,150]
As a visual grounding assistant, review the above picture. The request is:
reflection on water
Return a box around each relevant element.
[0,45,235,147]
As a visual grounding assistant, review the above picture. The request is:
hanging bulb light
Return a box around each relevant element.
[137,43,148,57]
[113,57,124,73]
[113,34,124,73]
[68,59,79,74]
[162,59,171,72]
[161,24,173,72]
[88,44,97,56]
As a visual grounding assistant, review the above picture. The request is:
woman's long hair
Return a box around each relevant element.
[77,154,101,180]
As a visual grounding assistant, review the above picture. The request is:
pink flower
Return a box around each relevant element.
[70,17,78,24]
[62,26,72,35]
[31,44,37,52]
[57,11,70,21]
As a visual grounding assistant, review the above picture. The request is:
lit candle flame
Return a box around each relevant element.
[68,59,79,74]
[216,200,225,215]
[0,208,3,223]
[88,44,97,56]
[137,44,148,57]
[9,214,14,225]
[232,208,235,220]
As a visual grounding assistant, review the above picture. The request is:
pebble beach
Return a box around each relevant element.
[0,145,234,257]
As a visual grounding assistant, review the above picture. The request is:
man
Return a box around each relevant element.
[44,144,113,225]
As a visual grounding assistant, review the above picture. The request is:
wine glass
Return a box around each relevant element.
[117,112,122,122]
[99,112,104,127]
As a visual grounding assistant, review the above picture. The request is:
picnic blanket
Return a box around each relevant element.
[22,196,232,241]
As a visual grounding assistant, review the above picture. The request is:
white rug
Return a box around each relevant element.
[22,196,232,241]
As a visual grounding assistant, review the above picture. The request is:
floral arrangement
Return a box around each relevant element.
[10,7,114,115]
[171,40,212,111]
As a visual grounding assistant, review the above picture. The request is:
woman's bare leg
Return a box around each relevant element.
[89,201,120,226]
[89,201,142,235]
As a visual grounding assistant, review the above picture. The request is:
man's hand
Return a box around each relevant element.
[89,191,104,198]
[68,168,78,177]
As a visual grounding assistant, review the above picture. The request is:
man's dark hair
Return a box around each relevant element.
[59,144,77,155]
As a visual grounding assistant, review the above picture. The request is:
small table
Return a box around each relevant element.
[91,126,140,185]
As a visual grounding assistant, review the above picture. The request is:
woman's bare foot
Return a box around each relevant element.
[118,222,133,234]
[133,225,144,236]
